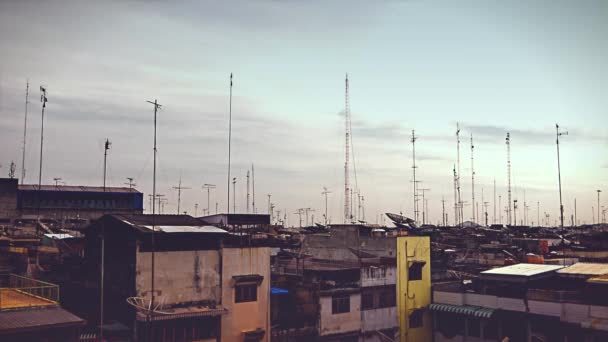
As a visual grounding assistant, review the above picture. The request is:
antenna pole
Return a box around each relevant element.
[246,170,250,213]
[232,177,237,213]
[322,187,332,226]
[493,178,496,224]
[344,74,350,223]
[456,123,463,227]
[252,164,255,213]
[202,184,216,216]
[227,73,233,214]
[471,133,475,223]
[506,132,512,226]
[411,131,418,223]
[441,196,446,227]
[146,99,161,337]
[173,177,191,214]
[556,124,567,233]
[37,86,48,221]
[21,81,29,184]
[103,139,111,192]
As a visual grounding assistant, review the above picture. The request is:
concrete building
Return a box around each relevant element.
[431,262,608,341]
[0,178,143,223]
[85,214,270,342]
[397,236,432,342]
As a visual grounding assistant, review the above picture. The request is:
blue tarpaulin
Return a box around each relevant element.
[271,287,289,295]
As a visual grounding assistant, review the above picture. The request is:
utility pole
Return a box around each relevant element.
[267,194,271,215]
[232,177,237,213]
[506,132,512,226]
[103,139,111,191]
[227,73,233,215]
[53,177,62,187]
[471,133,475,223]
[453,165,459,227]
[173,177,190,214]
[21,81,29,184]
[411,130,419,224]
[202,184,216,216]
[37,86,48,219]
[322,187,331,226]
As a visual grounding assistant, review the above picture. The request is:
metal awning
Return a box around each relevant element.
[429,303,495,319]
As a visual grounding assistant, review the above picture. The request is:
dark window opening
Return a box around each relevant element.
[332,294,350,314]
[361,293,374,310]
[235,283,257,303]
[409,309,424,328]
[379,290,396,308]
[408,261,425,281]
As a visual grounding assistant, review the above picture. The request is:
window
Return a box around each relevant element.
[235,284,257,303]
[408,261,425,281]
[332,294,350,314]
[379,290,396,308]
[409,309,424,328]
[361,293,374,310]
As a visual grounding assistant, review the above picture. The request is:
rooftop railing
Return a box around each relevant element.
[0,273,59,310]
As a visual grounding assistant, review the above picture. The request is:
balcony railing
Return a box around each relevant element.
[0,273,59,310]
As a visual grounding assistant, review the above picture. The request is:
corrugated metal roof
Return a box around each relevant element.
[557,263,608,277]
[19,184,140,193]
[0,307,85,333]
[429,303,495,319]
[43,233,75,240]
[142,225,228,234]
[481,263,564,277]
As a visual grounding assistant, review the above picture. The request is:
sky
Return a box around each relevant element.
[0,0,607,226]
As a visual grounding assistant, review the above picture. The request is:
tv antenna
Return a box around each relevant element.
[173,177,190,214]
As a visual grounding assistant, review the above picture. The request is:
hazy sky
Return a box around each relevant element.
[1,0,606,225]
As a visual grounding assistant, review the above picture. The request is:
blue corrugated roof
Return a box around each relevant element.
[271,287,289,295]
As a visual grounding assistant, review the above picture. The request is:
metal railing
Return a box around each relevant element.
[0,273,59,310]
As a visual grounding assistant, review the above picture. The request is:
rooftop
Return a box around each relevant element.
[0,274,59,311]
[19,184,141,193]
[557,262,608,278]
[0,307,85,333]
[480,263,564,282]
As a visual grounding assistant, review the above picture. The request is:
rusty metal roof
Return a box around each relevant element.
[0,307,85,334]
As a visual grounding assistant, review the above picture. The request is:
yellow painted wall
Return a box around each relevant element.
[397,236,431,342]
[221,247,270,342]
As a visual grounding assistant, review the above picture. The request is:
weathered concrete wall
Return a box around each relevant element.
[318,293,361,336]
[221,247,270,342]
[361,265,396,287]
[136,249,221,305]
[302,226,397,260]
[361,307,398,332]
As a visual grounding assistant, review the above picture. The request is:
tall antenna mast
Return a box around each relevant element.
[103,139,111,191]
[232,177,237,213]
[411,130,419,224]
[251,164,255,213]
[506,132,512,225]
[470,133,475,223]
[21,81,29,184]
[456,123,462,227]
[227,73,233,214]
[37,86,48,219]
[493,178,496,224]
[344,74,351,223]
[453,165,458,226]
[202,184,216,216]
[145,98,161,339]
[556,124,567,233]
[173,177,190,214]
[246,170,250,213]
